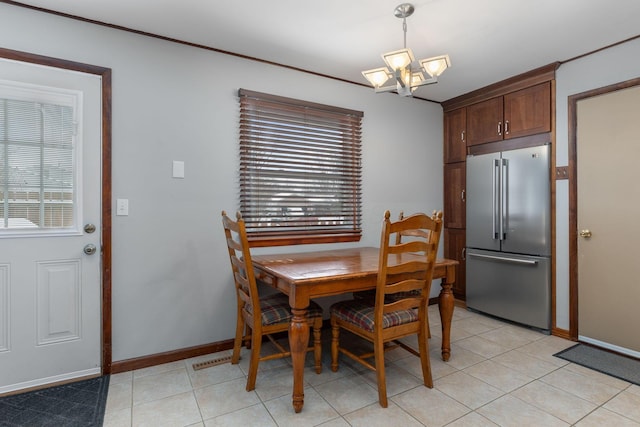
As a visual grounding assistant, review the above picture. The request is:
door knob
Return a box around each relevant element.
[83,244,97,255]
[579,229,592,238]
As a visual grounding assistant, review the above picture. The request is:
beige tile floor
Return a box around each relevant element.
[103,306,640,426]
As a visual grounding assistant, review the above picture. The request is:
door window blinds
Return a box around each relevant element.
[0,86,77,232]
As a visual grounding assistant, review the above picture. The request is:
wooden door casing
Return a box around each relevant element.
[0,47,112,392]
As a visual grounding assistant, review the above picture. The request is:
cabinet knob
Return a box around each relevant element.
[497,121,502,136]
[504,120,510,135]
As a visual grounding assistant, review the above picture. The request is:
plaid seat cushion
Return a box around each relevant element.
[247,294,323,326]
[330,299,418,332]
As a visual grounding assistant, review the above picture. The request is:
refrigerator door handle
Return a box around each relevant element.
[500,158,508,241]
[493,158,500,240]
[467,252,538,265]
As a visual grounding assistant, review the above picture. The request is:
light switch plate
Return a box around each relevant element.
[116,198,129,216]
[173,160,185,178]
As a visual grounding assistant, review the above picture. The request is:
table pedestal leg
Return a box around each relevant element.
[289,308,308,413]
[438,276,454,362]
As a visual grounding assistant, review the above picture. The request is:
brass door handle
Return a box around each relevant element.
[579,229,592,238]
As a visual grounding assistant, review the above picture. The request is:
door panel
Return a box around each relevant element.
[444,162,466,229]
[0,59,102,392]
[577,85,640,355]
[466,152,500,251]
[467,96,503,146]
[501,145,551,256]
[466,248,551,330]
[37,260,81,345]
[504,82,551,139]
[444,108,467,163]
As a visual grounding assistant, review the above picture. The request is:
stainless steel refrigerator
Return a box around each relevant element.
[466,144,551,331]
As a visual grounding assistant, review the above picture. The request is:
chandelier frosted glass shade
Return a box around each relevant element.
[382,48,415,71]
[420,55,451,78]
[361,67,392,88]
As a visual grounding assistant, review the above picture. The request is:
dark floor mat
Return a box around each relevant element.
[554,344,640,386]
[0,376,109,427]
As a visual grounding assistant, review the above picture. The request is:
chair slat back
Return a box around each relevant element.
[375,210,443,318]
[394,211,434,245]
[222,211,261,317]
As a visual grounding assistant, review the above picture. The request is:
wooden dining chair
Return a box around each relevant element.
[221,211,324,391]
[352,211,432,337]
[330,210,443,407]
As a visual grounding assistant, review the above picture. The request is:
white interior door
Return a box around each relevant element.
[0,59,102,393]
[577,85,640,357]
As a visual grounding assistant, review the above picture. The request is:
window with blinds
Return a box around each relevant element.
[238,89,363,246]
[0,83,77,233]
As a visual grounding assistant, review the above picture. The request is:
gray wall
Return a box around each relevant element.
[0,4,443,362]
[554,37,640,329]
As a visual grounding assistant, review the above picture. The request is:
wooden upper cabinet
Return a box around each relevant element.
[466,82,551,146]
[467,96,503,146]
[443,162,466,229]
[503,82,551,139]
[444,108,467,163]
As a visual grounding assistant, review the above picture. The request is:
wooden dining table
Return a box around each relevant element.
[251,246,458,413]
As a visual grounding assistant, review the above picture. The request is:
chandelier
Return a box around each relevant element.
[362,3,450,97]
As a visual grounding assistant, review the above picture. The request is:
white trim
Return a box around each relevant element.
[0,367,101,394]
[579,335,640,359]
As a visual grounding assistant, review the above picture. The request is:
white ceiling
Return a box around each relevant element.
[11,0,640,102]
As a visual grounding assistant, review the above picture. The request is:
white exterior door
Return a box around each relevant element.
[0,59,102,393]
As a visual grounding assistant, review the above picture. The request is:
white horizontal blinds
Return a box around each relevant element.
[0,97,75,229]
[238,89,363,237]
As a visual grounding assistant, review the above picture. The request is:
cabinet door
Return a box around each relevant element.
[467,96,503,146]
[444,228,466,300]
[444,161,466,229]
[444,108,466,163]
[504,82,551,139]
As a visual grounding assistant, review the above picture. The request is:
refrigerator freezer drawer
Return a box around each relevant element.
[466,248,551,331]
